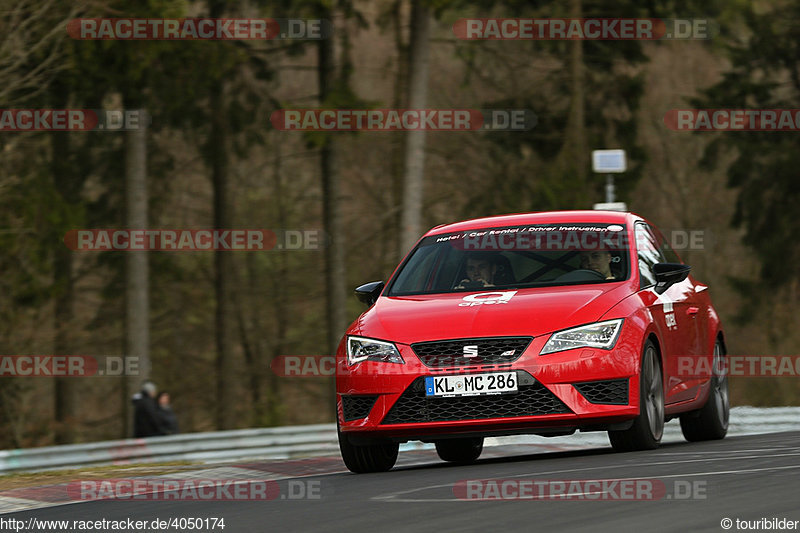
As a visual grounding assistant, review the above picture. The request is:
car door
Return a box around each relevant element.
[652,225,705,354]
[634,223,698,404]
[652,225,708,398]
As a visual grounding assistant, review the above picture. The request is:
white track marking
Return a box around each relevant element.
[373,463,800,502]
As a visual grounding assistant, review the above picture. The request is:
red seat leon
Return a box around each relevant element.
[336,211,729,473]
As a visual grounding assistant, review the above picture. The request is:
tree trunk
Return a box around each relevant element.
[269,142,288,424]
[124,109,149,437]
[386,0,408,268]
[208,0,236,430]
[399,0,431,258]
[210,79,236,430]
[318,20,347,358]
[52,129,75,445]
[568,0,587,187]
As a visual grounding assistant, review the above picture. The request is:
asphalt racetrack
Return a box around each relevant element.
[5,431,800,532]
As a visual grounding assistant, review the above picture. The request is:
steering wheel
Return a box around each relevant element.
[458,280,490,289]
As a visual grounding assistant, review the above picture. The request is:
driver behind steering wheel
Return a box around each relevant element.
[579,250,615,280]
[455,253,498,289]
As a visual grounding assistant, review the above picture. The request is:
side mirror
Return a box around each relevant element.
[354,281,385,306]
[653,263,691,294]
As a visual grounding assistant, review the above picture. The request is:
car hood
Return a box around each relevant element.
[355,283,632,344]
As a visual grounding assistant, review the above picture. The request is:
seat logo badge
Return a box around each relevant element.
[463,345,479,357]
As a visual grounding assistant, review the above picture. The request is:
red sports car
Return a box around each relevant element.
[336,211,729,473]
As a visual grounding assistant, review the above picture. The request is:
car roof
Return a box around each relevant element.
[425,210,644,236]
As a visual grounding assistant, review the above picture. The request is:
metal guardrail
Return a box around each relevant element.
[0,423,338,474]
[1,407,799,474]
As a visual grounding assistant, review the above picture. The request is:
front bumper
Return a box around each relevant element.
[337,330,643,440]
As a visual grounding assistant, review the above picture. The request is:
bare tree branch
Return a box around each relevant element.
[0,0,82,104]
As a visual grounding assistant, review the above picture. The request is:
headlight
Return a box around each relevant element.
[347,336,404,365]
[540,319,624,355]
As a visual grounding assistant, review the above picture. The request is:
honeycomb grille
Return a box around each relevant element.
[573,379,629,405]
[381,372,570,424]
[341,395,379,421]
[411,337,532,367]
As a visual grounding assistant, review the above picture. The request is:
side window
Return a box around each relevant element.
[652,226,682,264]
[635,223,665,289]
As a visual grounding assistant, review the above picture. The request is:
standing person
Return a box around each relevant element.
[132,381,168,437]
[156,391,179,435]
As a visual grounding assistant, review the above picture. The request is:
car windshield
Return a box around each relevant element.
[387,223,630,296]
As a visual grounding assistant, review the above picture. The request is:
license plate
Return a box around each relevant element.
[425,372,518,397]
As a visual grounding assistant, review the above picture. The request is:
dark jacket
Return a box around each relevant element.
[157,406,179,435]
[132,392,168,437]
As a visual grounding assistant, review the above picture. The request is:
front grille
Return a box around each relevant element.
[381,371,570,424]
[573,379,629,405]
[411,337,532,367]
[341,395,379,421]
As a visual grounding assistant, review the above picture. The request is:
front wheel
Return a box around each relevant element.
[435,437,484,463]
[609,340,664,452]
[680,340,729,441]
[338,426,398,473]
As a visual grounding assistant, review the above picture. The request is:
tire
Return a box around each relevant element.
[680,340,729,442]
[338,426,398,473]
[609,340,664,452]
[435,437,484,463]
